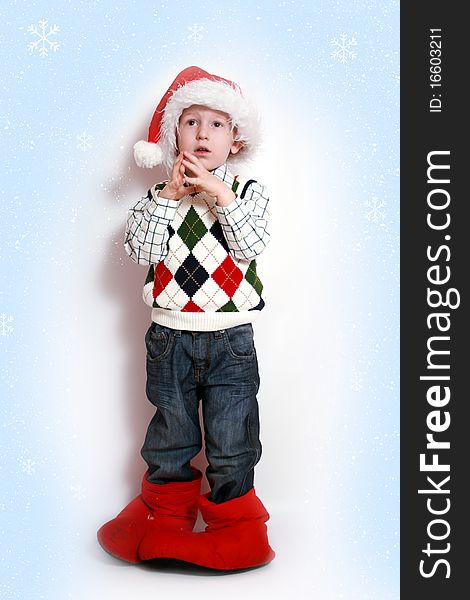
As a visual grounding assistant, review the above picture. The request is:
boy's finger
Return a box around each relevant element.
[172,155,185,179]
[173,153,183,168]
[171,159,181,177]
[183,153,209,174]
[182,159,200,172]
[183,151,199,163]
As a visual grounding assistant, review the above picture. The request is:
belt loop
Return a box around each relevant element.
[214,329,225,339]
[174,329,182,337]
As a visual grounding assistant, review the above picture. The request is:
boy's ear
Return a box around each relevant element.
[230,140,244,155]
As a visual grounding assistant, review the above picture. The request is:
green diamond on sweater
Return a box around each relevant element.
[177,205,208,251]
[245,260,263,296]
[217,299,238,312]
[145,264,155,286]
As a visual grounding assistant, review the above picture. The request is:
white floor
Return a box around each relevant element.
[82,511,336,600]
[61,495,398,600]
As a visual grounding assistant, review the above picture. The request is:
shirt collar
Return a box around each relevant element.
[211,163,237,188]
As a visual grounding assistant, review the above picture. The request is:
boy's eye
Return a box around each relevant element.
[187,119,197,126]
[213,121,223,127]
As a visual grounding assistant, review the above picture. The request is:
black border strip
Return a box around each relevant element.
[401,5,466,596]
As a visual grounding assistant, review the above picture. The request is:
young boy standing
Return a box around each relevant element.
[97,66,275,570]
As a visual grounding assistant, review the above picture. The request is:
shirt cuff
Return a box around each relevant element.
[145,187,179,220]
[215,195,246,225]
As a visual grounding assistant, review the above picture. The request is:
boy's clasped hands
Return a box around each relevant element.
[160,151,236,207]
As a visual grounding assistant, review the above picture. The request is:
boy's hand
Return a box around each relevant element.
[159,153,199,200]
[181,151,236,207]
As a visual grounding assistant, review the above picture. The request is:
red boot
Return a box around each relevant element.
[97,468,202,564]
[139,487,275,570]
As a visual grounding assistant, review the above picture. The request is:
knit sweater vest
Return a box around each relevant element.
[142,171,267,331]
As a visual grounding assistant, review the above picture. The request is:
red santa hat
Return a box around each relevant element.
[133,66,261,172]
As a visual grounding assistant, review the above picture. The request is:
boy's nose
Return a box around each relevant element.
[197,126,208,139]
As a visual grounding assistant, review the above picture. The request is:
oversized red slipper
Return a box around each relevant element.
[139,487,275,570]
[97,468,202,563]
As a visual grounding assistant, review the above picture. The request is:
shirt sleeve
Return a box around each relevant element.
[215,181,270,260]
[124,185,179,265]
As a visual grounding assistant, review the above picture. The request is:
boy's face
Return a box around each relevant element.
[176,105,242,172]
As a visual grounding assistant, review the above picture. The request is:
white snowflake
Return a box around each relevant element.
[76,131,93,152]
[364,197,386,223]
[304,487,312,505]
[19,457,36,475]
[71,485,86,501]
[187,24,205,42]
[331,33,357,64]
[0,313,13,336]
[350,370,363,392]
[27,19,60,57]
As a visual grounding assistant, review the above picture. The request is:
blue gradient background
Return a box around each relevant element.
[1,1,399,598]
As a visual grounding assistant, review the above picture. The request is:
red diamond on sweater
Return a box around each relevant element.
[153,261,173,298]
[211,256,243,298]
[182,299,204,312]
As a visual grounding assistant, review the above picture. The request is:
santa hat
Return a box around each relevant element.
[133,66,261,172]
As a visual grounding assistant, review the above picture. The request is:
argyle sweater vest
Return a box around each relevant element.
[142,177,266,331]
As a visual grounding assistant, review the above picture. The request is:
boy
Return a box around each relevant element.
[97,66,275,570]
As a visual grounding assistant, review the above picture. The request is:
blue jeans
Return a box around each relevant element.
[141,322,262,504]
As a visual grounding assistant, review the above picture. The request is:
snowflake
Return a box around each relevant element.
[350,370,363,392]
[19,457,36,475]
[187,24,205,42]
[304,487,312,505]
[331,33,357,64]
[76,131,93,152]
[364,197,386,223]
[0,313,13,336]
[71,485,86,501]
[27,19,60,57]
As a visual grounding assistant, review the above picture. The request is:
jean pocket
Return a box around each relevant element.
[145,323,174,362]
[223,324,255,359]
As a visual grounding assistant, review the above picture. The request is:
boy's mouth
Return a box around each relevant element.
[194,146,211,155]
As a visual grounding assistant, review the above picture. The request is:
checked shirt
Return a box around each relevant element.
[124,163,270,331]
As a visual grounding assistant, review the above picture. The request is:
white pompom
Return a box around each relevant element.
[133,140,164,168]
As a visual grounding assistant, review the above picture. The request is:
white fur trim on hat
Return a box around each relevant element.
[133,140,164,169]
[159,78,261,174]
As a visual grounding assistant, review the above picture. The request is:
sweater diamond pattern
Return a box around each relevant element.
[245,260,263,296]
[125,163,269,322]
[157,286,191,311]
[137,166,269,315]
[211,255,243,298]
[192,230,228,276]
[153,196,266,312]
[192,277,230,311]
[218,299,237,312]
[177,205,208,251]
[153,261,173,298]
[174,252,210,297]
[209,220,230,252]
[182,299,204,313]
